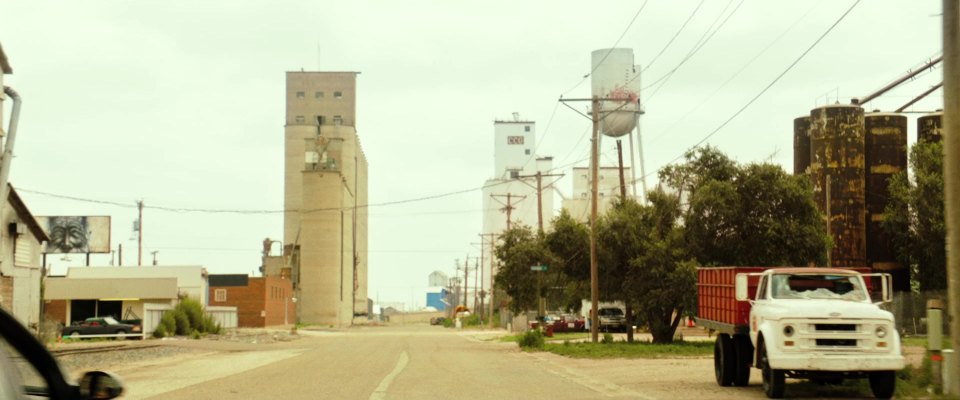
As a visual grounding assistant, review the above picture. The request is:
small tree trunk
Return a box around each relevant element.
[626,303,634,342]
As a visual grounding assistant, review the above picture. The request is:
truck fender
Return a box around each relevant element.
[755,322,779,367]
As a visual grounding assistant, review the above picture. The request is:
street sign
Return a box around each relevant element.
[530,265,547,271]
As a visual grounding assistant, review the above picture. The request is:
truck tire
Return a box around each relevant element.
[714,334,736,386]
[733,334,753,387]
[868,371,895,399]
[760,342,785,398]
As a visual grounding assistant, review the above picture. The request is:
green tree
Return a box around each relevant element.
[884,141,945,291]
[493,224,558,314]
[543,209,591,310]
[608,190,696,343]
[685,163,829,266]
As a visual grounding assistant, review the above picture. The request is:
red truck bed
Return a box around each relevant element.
[696,267,766,332]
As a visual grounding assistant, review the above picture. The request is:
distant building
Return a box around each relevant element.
[480,113,553,312]
[44,265,212,334]
[427,271,448,287]
[425,287,449,311]
[0,186,50,328]
[562,166,633,222]
[283,71,369,327]
[208,274,295,327]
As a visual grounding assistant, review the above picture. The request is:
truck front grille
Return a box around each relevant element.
[815,324,857,332]
[816,338,857,347]
[780,319,892,353]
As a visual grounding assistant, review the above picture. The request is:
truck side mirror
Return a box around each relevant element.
[735,274,749,301]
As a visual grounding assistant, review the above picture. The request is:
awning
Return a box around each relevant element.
[45,277,178,300]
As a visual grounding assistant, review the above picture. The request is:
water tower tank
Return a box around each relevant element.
[918,111,943,143]
[864,112,908,290]
[793,116,811,174]
[591,48,641,137]
[809,104,866,268]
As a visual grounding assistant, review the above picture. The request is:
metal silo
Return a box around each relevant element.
[864,112,908,291]
[918,111,943,143]
[793,116,811,174]
[591,48,641,137]
[809,104,866,268]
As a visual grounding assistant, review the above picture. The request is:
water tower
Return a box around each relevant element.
[590,48,641,137]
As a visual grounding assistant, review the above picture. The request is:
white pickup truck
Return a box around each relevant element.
[698,267,904,399]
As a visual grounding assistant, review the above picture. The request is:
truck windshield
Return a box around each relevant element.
[770,274,866,301]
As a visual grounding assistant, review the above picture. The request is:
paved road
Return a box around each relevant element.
[85,325,884,399]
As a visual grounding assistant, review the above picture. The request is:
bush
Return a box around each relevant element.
[157,310,177,337]
[518,329,545,350]
[177,298,205,330]
[174,310,190,335]
[202,314,221,334]
[153,323,168,338]
[190,330,201,340]
[601,333,614,344]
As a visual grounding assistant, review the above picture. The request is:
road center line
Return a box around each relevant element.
[369,351,409,400]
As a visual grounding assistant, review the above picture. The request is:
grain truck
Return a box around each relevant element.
[696,267,903,399]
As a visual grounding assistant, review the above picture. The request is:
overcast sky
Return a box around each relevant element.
[1,1,945,308]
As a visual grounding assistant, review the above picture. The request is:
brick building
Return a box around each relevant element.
[208,274,295,327]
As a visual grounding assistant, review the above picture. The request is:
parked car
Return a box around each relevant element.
[598,307,627,332]
[0,307,124,399]
[549,315,586,333]
[61,317,139,338]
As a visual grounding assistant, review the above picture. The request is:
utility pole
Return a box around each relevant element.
[589,96,601,343]
[490,193,526,231]
[617,138,636,342]
[473,257,480,313]
[517,171,564,233]
[942,0,960,394]
[463,256,469,309]
[480,233,497,328]
[137,200,144,266]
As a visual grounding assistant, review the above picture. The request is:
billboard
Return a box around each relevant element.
[36,216,111,254]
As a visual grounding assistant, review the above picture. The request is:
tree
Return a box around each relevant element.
[493,224,557,314]
[685,163,829,266]
[604,190,696,343]
[884,141,945,291]
[543,209,591,311]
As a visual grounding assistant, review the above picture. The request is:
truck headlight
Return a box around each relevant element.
[875,326,887,338]
[783,325,795,337]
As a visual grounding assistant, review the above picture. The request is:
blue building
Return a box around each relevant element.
[425,287,449,311]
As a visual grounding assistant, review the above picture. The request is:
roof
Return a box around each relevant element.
[209,274,249,287]
[0,43,10,74]
[7,185,49,242]
[767,268,861,275]
[45,277,179,300]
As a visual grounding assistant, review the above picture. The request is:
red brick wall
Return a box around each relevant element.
[43,300,67,325]
[263,276,295,326]
[209,276,296,327]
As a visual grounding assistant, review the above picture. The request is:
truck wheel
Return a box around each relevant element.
[760,342,785,398]
[733,334,753,387]
[714,334,736,386]
[868,371,895,399]
[115,329,126,341]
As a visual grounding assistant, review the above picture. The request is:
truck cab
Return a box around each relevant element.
[735,268,904,398]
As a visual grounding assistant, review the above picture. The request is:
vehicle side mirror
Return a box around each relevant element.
[79,371,124,400]
[735,274,749,301]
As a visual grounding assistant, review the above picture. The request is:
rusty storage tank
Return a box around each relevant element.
[918,111,943,143]
[793,116,811,174]
[864,112,909,291]
[809,104,866,269]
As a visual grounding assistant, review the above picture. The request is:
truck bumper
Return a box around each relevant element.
[770,353,904,371]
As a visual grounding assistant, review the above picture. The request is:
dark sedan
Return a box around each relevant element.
[61,317,139,337]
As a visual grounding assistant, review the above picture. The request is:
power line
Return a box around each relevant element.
[17,180,517,215]
[644,0,745,101]
[631,0,862,184]
[642,0,706,73]
[559,1,650,97]
[648,0,824,146]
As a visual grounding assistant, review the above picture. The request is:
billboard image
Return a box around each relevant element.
[37,216,111,254]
